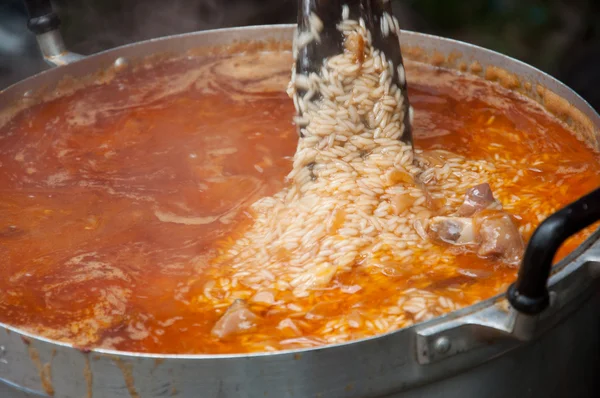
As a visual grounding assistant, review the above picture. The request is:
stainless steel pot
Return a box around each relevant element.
[2,2,600,398]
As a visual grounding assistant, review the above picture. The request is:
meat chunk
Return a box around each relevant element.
[474,211,524,265]
[250,290,276,305]
[429,217,475,245]
[211,299,258,339]
[458,183,500,217]
[417,150,458,168]
[428,211,525,265]
[390,194,415,215]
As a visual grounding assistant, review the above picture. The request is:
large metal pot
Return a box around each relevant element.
[2,3,600,398]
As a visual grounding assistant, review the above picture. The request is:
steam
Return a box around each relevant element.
[2,0,422,89]
[53,0,296,55]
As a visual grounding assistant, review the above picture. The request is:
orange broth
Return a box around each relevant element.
[0,49,599,354]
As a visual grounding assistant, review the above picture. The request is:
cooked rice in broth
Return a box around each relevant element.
[203,15,526,348]
[1,15,599,354]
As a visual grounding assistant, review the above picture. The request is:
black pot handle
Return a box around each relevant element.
[507,187,600,315]
[23,0,61,35]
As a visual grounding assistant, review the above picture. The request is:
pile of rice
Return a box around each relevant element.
[201,11,500,343]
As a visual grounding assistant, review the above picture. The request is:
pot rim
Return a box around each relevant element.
[1,23,599,360]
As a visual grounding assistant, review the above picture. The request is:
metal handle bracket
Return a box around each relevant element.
[416,302,522,365]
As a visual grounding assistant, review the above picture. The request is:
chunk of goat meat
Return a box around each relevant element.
[474,211,525,265]
[414,179,439,210]
[429,217,476,245]
[458,183,500,217]
[211,299,258,339]
[429,212,524,265]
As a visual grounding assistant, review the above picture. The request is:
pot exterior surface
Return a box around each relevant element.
[0,25,599,398]
[389,291,600,398]
[1,293,598,398]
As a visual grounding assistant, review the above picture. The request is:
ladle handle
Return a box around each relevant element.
[23,0,61,35]
[295,0,413,146]
[507,186,600,315]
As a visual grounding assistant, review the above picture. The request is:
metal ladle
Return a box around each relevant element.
[295,0,414,147]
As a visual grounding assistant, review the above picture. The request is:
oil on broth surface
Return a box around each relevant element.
[0,49,598,353]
